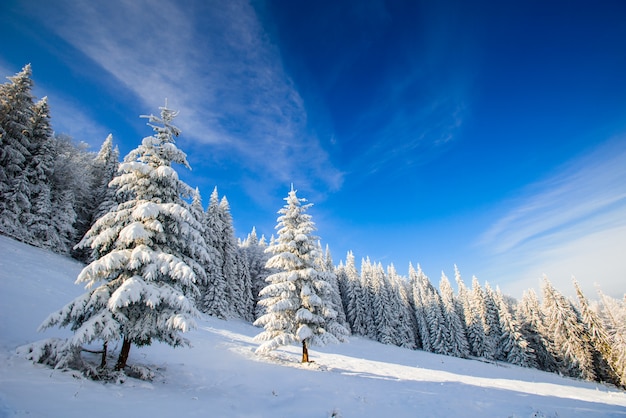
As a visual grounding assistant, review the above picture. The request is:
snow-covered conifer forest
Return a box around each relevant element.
[1,65,625,410]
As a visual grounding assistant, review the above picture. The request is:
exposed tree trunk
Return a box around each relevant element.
[100,341,108,369]
[115,337,132,371]
[302,340,309,363]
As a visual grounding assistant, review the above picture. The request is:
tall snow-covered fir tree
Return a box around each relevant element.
[239,227,272,317]
[370,261,395,345]
[541,277,596,381]
[316,244,350,342]
[493,286,535,367]
[439,273,470,358]
[598,291,626,387]
[219,196,254,320]
[472,277,497,360]
[39,104,210,371]
[91,134,121,220]
[573,279,618,385]
[254,187,347,362]
[409,263,433,352]
[342,251,370,337]
[23,97,55,247]
[200,187,229,318]
[456,273,487,357]
[387,264,417,349]
[517,289,557,372]
[0,64,35,240]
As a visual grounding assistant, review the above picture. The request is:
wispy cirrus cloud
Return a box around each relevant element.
[477,136,626,298]
[24,0,342,197]
[325,1,473,178]
[45,96,112,148]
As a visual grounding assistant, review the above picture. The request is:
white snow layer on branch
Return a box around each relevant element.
[118,222,151,245]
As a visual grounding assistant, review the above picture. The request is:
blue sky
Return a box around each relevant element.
[2,0,625,299]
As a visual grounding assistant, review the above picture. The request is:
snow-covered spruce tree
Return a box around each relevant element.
[439,273,470,358]
[343,251,370,337]
[48,135,93,254]
[91,134,121,221]
[541,277,595,381]
[73,134,121,261]
[360,257,378,340]
[24,97,56,248]
[0,64,35,240]
[409,263,433,352]
[239,227,272,318]
[387,264,418,349]
[371,262,395,345]
[219,196,254,320]
[39,105,209,372]
[456,273,487,357]
[322,244,349,332]
[471,277,497,360]
[254,187,348,362]
[493,287,535,367]
[201,187,228,318]
[316,244,350,342]
[573,279,619,386]
[598,292,626,387]
[517,289,558,372]
[483,282,505,360]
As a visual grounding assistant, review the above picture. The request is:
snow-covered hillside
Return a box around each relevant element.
[1,235,625,417]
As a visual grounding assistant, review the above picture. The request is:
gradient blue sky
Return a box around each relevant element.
[2,0,625,299]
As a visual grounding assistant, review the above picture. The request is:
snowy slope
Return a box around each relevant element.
[1,235,625,418]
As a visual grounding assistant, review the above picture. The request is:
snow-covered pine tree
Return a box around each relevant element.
[312,244,349,342]
[344,251,369,336]
[235,248,255,321]
[439,273,470,358]
[452,266,467,327]
[409,263,433,352]
[471,277,497,360]
[48,135,93,254]
[387,264,417,349]
[425,290,448,355]
[371,262,395,345]
[39,104,209,372]
[494,287,535,367]
[360,257,378,340]
[573,279,619,386]
[254,187,347,362]
[517,289,558,372]
[541,277,595,381]
[456,273,486,357]
[239,227,271,318]
[0,64,35,240]
[189,187,205,224]
[483,282,505,361]
[201,187,228,317]
[219,196,254,320]
[598,292,626,387]
[322,244,349,331]
[335,261,349,322]
[24,97,56,248]
[92,134,121,221]
[73,134,121,261]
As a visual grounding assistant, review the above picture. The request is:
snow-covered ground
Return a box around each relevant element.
[1,235,625,417]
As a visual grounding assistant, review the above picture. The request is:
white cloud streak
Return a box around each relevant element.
[477,136,626,298]
[45,96,111,149]
[25,0,342,194]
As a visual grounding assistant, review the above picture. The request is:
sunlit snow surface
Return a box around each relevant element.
[1,235,625,417]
